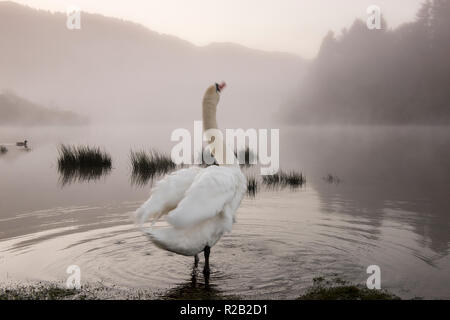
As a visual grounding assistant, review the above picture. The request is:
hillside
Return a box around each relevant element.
[0,92,86,126]
[0,2,305,126]
[285,0,450,125]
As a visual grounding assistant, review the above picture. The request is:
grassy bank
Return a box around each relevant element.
[0,284,80,300]
[297,277,400,300]
[0,278,400,300]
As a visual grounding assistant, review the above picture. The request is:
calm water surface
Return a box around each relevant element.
[0,125,449,299]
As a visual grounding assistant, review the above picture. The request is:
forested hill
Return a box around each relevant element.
[286,0,450,125]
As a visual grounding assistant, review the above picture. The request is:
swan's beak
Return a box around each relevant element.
[216,82,227,93]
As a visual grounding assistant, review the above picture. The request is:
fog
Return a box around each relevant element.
[285,0,450,125]
[1,1,450,299]
[11,0,423,58]
[0,2,304,128]
[2,1,448,128]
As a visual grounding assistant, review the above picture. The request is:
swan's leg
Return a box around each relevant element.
[194,254,199,267]
[191,264,198,286]
[203,246,210,275]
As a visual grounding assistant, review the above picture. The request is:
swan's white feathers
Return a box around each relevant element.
[166,166,240,228]
[135,83,246,256]
[135,166,246,256]
[134,166,202,226]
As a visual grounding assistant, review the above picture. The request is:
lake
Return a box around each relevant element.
[0,125,449,299]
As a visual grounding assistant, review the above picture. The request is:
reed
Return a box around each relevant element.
[57,144,112,168]
[235,147,257,167]
[56,144,112,186]
[262,170,305,188]
[323,174,341,184]
[246,175,259,197]
[58,165,111,186]
[130,149,176,186]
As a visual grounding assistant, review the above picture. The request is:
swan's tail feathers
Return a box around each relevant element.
[134,166,203,227]
[134,197,165,227]
[144,228,173,253]
[143,227,199,256]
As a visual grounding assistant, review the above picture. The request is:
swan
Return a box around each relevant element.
[135,82,246,274]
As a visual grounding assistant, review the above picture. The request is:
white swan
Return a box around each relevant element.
[135,82,246,274]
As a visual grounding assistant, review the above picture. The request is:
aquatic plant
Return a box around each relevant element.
[282,171,305,186]
[130,149,176,186]
[262,170,305,188]
[57,144,112,168]
[58,165,112,186]
[323,174,341,184]
[235,147,257,167]
[246,175,259,197]
[57,144,112,186]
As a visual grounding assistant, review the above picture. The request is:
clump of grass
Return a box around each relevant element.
[0,282,236,300]
[0,284,80,300]
[130,149,176,186]
[58,144,112,168]
[323,174,341,184]
[297,277,400,300]
[262,170,305,188]
[57,144,112,186]
[0,145,7,154]
[235,147,257,167]
[246,175,259,197]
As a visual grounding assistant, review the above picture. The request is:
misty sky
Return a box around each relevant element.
[9,0,423,57]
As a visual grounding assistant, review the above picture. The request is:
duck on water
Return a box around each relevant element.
[16,140,28,148]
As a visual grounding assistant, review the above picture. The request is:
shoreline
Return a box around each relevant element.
[0,278,401,300]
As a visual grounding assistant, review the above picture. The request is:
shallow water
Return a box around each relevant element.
[0,125,449,299]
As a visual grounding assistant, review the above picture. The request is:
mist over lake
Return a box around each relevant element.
[1,0,449,302]
[1,125,449,299]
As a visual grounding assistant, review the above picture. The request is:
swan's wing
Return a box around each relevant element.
[134,166,202,225]
[166,166,246,228]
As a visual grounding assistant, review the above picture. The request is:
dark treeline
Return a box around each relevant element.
[287,0,450,125]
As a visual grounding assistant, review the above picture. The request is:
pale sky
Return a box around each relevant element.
[8,0,423,58]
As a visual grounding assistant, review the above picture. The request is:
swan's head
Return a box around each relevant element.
[215,82,226,93]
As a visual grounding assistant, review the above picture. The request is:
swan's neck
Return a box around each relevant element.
[202,102,218,131]
[202,97,238,168]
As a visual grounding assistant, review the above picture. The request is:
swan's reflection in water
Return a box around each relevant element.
[162,263,239,300]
